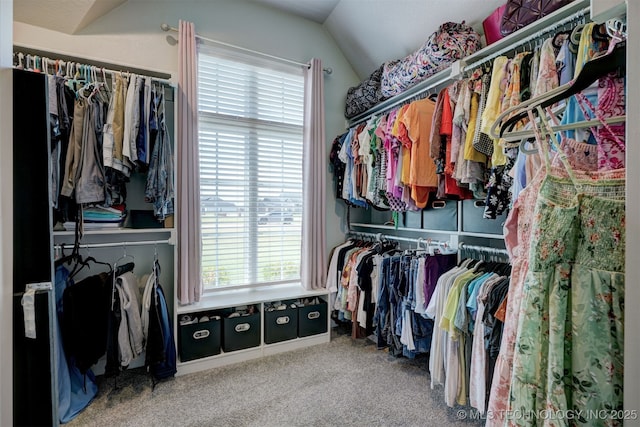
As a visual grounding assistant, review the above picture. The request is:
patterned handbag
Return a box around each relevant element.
[500,0,574,36]
[344,65,387,119]
[381,22,481,98]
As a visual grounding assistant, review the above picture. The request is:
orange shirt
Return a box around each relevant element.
[401,98,437,208]
[392,105,412,186]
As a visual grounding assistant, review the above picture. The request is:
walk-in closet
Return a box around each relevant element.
[1,0,638,426]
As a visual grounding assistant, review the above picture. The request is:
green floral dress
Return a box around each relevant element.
[508,165,625,427]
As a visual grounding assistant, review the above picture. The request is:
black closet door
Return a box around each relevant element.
[12,69,56,426]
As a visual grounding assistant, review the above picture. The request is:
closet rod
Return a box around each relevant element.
[501,115,626,142]
[348,231,451,247]
[13,46,173,84]
[54,239,173,250]
[462,6,591,74]
[160,23,332,74]
[458,243,508,256]
[347,68,452,126]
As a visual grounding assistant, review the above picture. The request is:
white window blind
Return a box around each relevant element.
[198,45,304,290]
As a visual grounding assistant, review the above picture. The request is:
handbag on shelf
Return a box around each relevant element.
[500,0,574,36]
[483,4,507,46]
[344,64,387,119]
[381,22,481,98]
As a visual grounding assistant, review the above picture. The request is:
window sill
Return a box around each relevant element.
[176,283,328,315]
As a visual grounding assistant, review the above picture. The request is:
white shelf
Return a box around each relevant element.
[459,231,505,240]
[175,333,329,376]
[347,67,454,125]
[176,283,329,315]
[346,0,590,126]
[350,223,504,240]
[53,227,173,236]
[350,223,456,235]
[461,0,591,71]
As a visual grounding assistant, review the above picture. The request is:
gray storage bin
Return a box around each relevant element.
[461,199,506,235]
[422,200,457,231]
[403,210,422,228]
[369,209,396,226]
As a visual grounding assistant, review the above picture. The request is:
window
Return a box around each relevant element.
[197,44,304,290]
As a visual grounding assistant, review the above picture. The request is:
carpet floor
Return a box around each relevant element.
[67,329,485,427]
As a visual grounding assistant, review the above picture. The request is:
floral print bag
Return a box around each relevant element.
[381,22,482,98]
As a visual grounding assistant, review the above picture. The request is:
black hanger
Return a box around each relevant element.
[84,255,113,271]
[499,43,626,137]
[552,30,571,50]
[55,243,79,268]
[69,251,112,280]
[591,23,610,42]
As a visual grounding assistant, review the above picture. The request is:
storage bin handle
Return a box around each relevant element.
[431,200,446,209]
[473,200,485,208]
[276,316,290,325]
[193,330,210,340]
[307,311,320,320]
[235,323,251,332]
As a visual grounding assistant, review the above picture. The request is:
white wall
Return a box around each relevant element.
[14,0,360,265]
[324,0,506,78]
[0,0,13,424]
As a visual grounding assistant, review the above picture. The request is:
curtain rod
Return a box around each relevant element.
[160,23,332,74]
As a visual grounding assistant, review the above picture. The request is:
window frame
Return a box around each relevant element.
[197,43,305,293]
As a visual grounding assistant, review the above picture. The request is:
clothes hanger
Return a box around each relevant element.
[492,43,626,140]
[69,247,113,280]
[552,30,571,49]
[83,247,113,271]
[111,244,136,310]
[54,243,80,268]
[115,243,135,267]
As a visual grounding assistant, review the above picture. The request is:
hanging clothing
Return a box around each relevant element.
[144,271,177,380]
[110,73,129,175]
[507,114,625,425]
[402,97,437,207]
[145,86,175,220]
[60,99,87,199]
[54,266,98,424]
[115,271,144,367]
[74,99,105,204]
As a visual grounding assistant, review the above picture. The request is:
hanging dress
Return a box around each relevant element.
[486,116,600,426]
[507,109,625,426]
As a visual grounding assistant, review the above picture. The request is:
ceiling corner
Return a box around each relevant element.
[73,0,127,33]
[14,0,127,35]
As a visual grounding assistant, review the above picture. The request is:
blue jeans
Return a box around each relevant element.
[373,256,391,349]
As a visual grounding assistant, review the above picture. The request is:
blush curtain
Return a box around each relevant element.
[301,58,326,290]
[177,20,202,304]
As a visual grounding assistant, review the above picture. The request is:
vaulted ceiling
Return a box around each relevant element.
[13,0,506,79]
[14,0,126,35]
